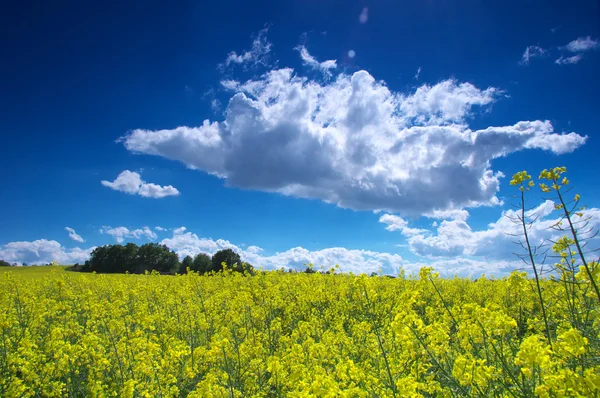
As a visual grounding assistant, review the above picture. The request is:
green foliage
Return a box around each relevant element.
[136,243,180,274]
[83,243,180,274]
[0,260,10,267]
[191,253,211,274]
[211,249,242,273]
[181,255,194,273]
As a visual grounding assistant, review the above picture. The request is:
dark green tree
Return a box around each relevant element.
[181,255,194,273]
[0,259,10,267]
[136,243,180,274]
[211,249,241,273]
[83,243,179,274]
[192,253,212,274]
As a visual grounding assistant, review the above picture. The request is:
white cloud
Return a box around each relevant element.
[359,7,369,24]
[383,200,600,262]
[65,227,84,243]
[220,26,272,69]
[0,239,94,265]
[425,209,470,221]
[246,245,264,254]
[122,68,586,216]
[100,226,158,243]
[159,227,523,277]
[101,170,180,198]
[555,54,583,65]
[414,66,422,80]
[378,214,429,237]
[221,79,241,91]
[563,36,599,52]
[160,226,405,275]
[295,45,337,77]
[519,45,547,65]
[399,79,498,123]
[173,226,187,234]
[155,226,167,231]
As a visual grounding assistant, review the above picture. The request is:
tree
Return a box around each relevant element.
[192,253,212,274]
[136,243,180,274]
[83,243,179,274]
[211,249,241,273]
[0,259,10,267]
[181,255,194,273]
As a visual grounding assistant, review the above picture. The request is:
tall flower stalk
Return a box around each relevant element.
[510,171,553,346]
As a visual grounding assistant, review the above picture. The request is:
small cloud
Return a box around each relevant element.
[563,36,599,53]
[555,54,583,65]
[173,226,187,234]
[220,80,240,91]
[211,99,222,113]
[100,226,157,243]
[184,85,194,93]
[519,45,547,65]
[101,170,180,199]
[348,49,356,58]
[246,245,263,254]
[550,25,561,33]
[295,45,337,77]
[219,26,272,70]
[379,214,429,237]
[155,226,167,231]
[414,66,422,80]
[359,7,369,24]
[65,227,84,243]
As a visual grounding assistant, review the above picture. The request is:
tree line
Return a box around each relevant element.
[75,243,254,275]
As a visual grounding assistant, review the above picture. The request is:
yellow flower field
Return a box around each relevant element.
[1,266,598,397]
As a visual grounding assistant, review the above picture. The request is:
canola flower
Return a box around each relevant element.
[0,265,598,397]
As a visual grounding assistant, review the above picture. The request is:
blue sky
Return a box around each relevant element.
[1,0,599,275]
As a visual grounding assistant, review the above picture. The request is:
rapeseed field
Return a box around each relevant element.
[1,264,598,397]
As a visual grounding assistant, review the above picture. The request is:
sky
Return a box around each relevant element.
[1,0,599,276]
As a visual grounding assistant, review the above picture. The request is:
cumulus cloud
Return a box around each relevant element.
[383,200,600,262]
[122,68,586,216]
[101,170,180,198]
[220,26,272,69]
[563,36,599,53]
[0,239,94,265]
[295,45,337,76]
[100,226,158,243]
[555,54,583,65]
[65,227,84,243]
[155,226,167,231]
[519,45,547,65]
[378,214,429,237]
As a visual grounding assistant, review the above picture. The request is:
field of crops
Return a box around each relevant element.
[0,266,598,397]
